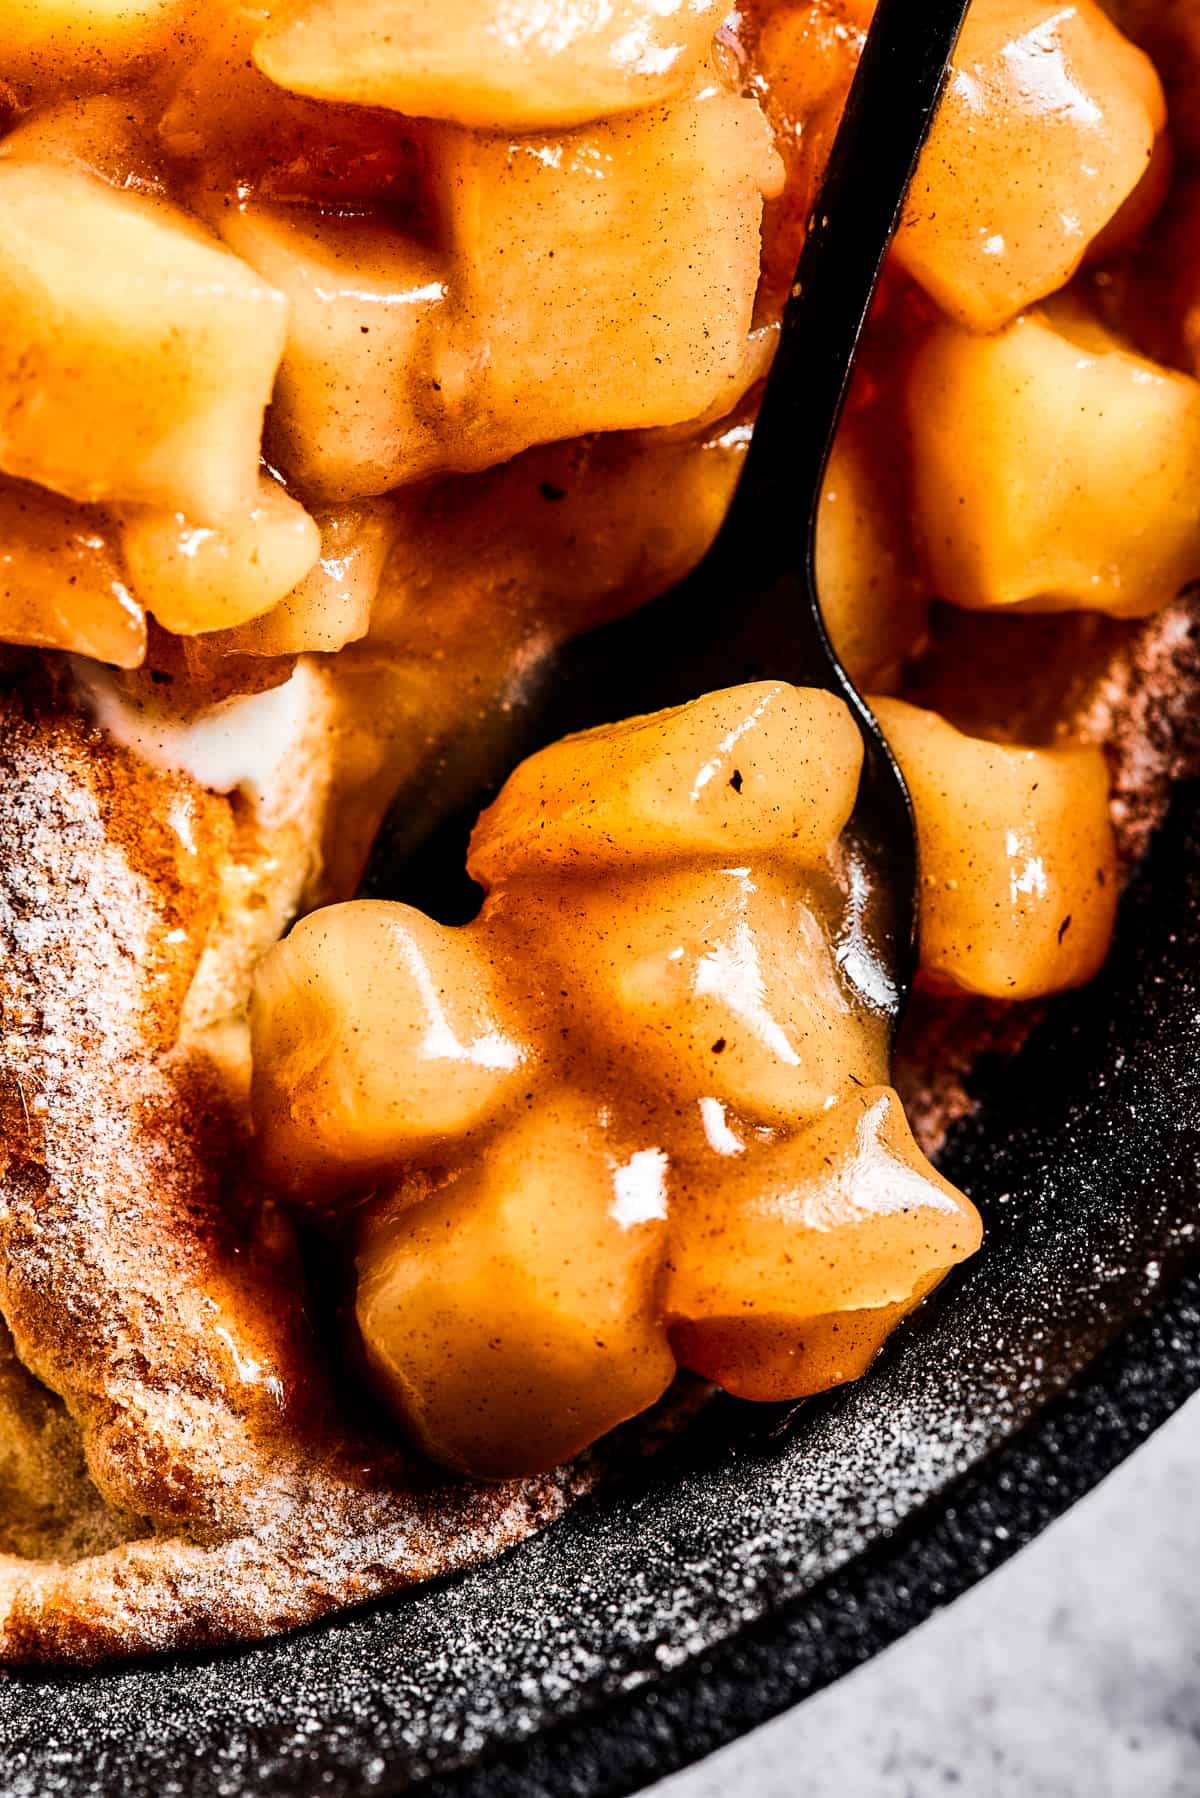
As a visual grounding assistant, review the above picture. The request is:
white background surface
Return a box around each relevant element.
[653,1394,1200,1798]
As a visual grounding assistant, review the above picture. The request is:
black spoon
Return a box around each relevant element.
[364,0,971,1025]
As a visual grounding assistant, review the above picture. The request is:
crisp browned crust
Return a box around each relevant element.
[0,658,587,1666]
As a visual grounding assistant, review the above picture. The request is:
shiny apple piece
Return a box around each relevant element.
[468,682,863,883]
[667,1085,982,1400]
[254,0,730,131]
[121,477,320,636]
[250,899,531,1193]
[873,697,1117,1000]
[894,0,1165,329]
[0,162,287,522]
[907,301,1200,620]
[356,1096,674,1479]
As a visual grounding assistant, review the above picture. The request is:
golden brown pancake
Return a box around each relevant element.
[0,656,588,1664]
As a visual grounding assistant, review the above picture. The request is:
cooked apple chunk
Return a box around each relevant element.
[218,201,450,499]
[356,1098,674,1479]
[121,477,320,636]
[667,1086,981,1401]
[0,91,168,190]
[0,477,144,666]
[223,92,779,493]
[433,91,782,460]
[0,163,288,522]
[254,0,729,130]
[816,413,929,691]
[893,0,1165,330]
[468,683,863,883]
[218,500,396,656]
[512,865,889,1126]
[907,304,1200,618]
[872,698,1117,1000]
[251,899,532,1193]
[368,425,746,656]
[253,684,981,1476]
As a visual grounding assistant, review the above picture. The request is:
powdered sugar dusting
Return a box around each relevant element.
[0,660,591,1667]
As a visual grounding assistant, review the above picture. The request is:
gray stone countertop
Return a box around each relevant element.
[653,1394,1200,1798]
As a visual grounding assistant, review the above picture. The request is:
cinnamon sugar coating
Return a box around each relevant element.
[0,661,587,1665]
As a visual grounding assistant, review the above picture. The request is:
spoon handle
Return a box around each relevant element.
[730,0,973,600]
[700,0,972,1014]
[524,0,972,741]
[526,0,973,726]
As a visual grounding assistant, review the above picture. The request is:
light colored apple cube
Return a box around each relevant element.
[894,0,1165,329]
[816,410,929,691]
[254,0,729,130]
[505,864,889,1128]
[217,200,450,499]
[667,1085,982,1401]
[221,90,778,495]
[356,1094,674,1478]
[873,698,1117,1000]
[468,682,863,884]
[120,476,320,636]
[0,162,288,523]
[907,302,1200,618]
[251,899,531,1193]
[431,90,782,457]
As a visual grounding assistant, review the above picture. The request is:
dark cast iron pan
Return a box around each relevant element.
[4,766,1200,1797]
[4,2,1199,1780]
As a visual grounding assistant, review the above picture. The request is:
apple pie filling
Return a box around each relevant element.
[0,0,1196,1532]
